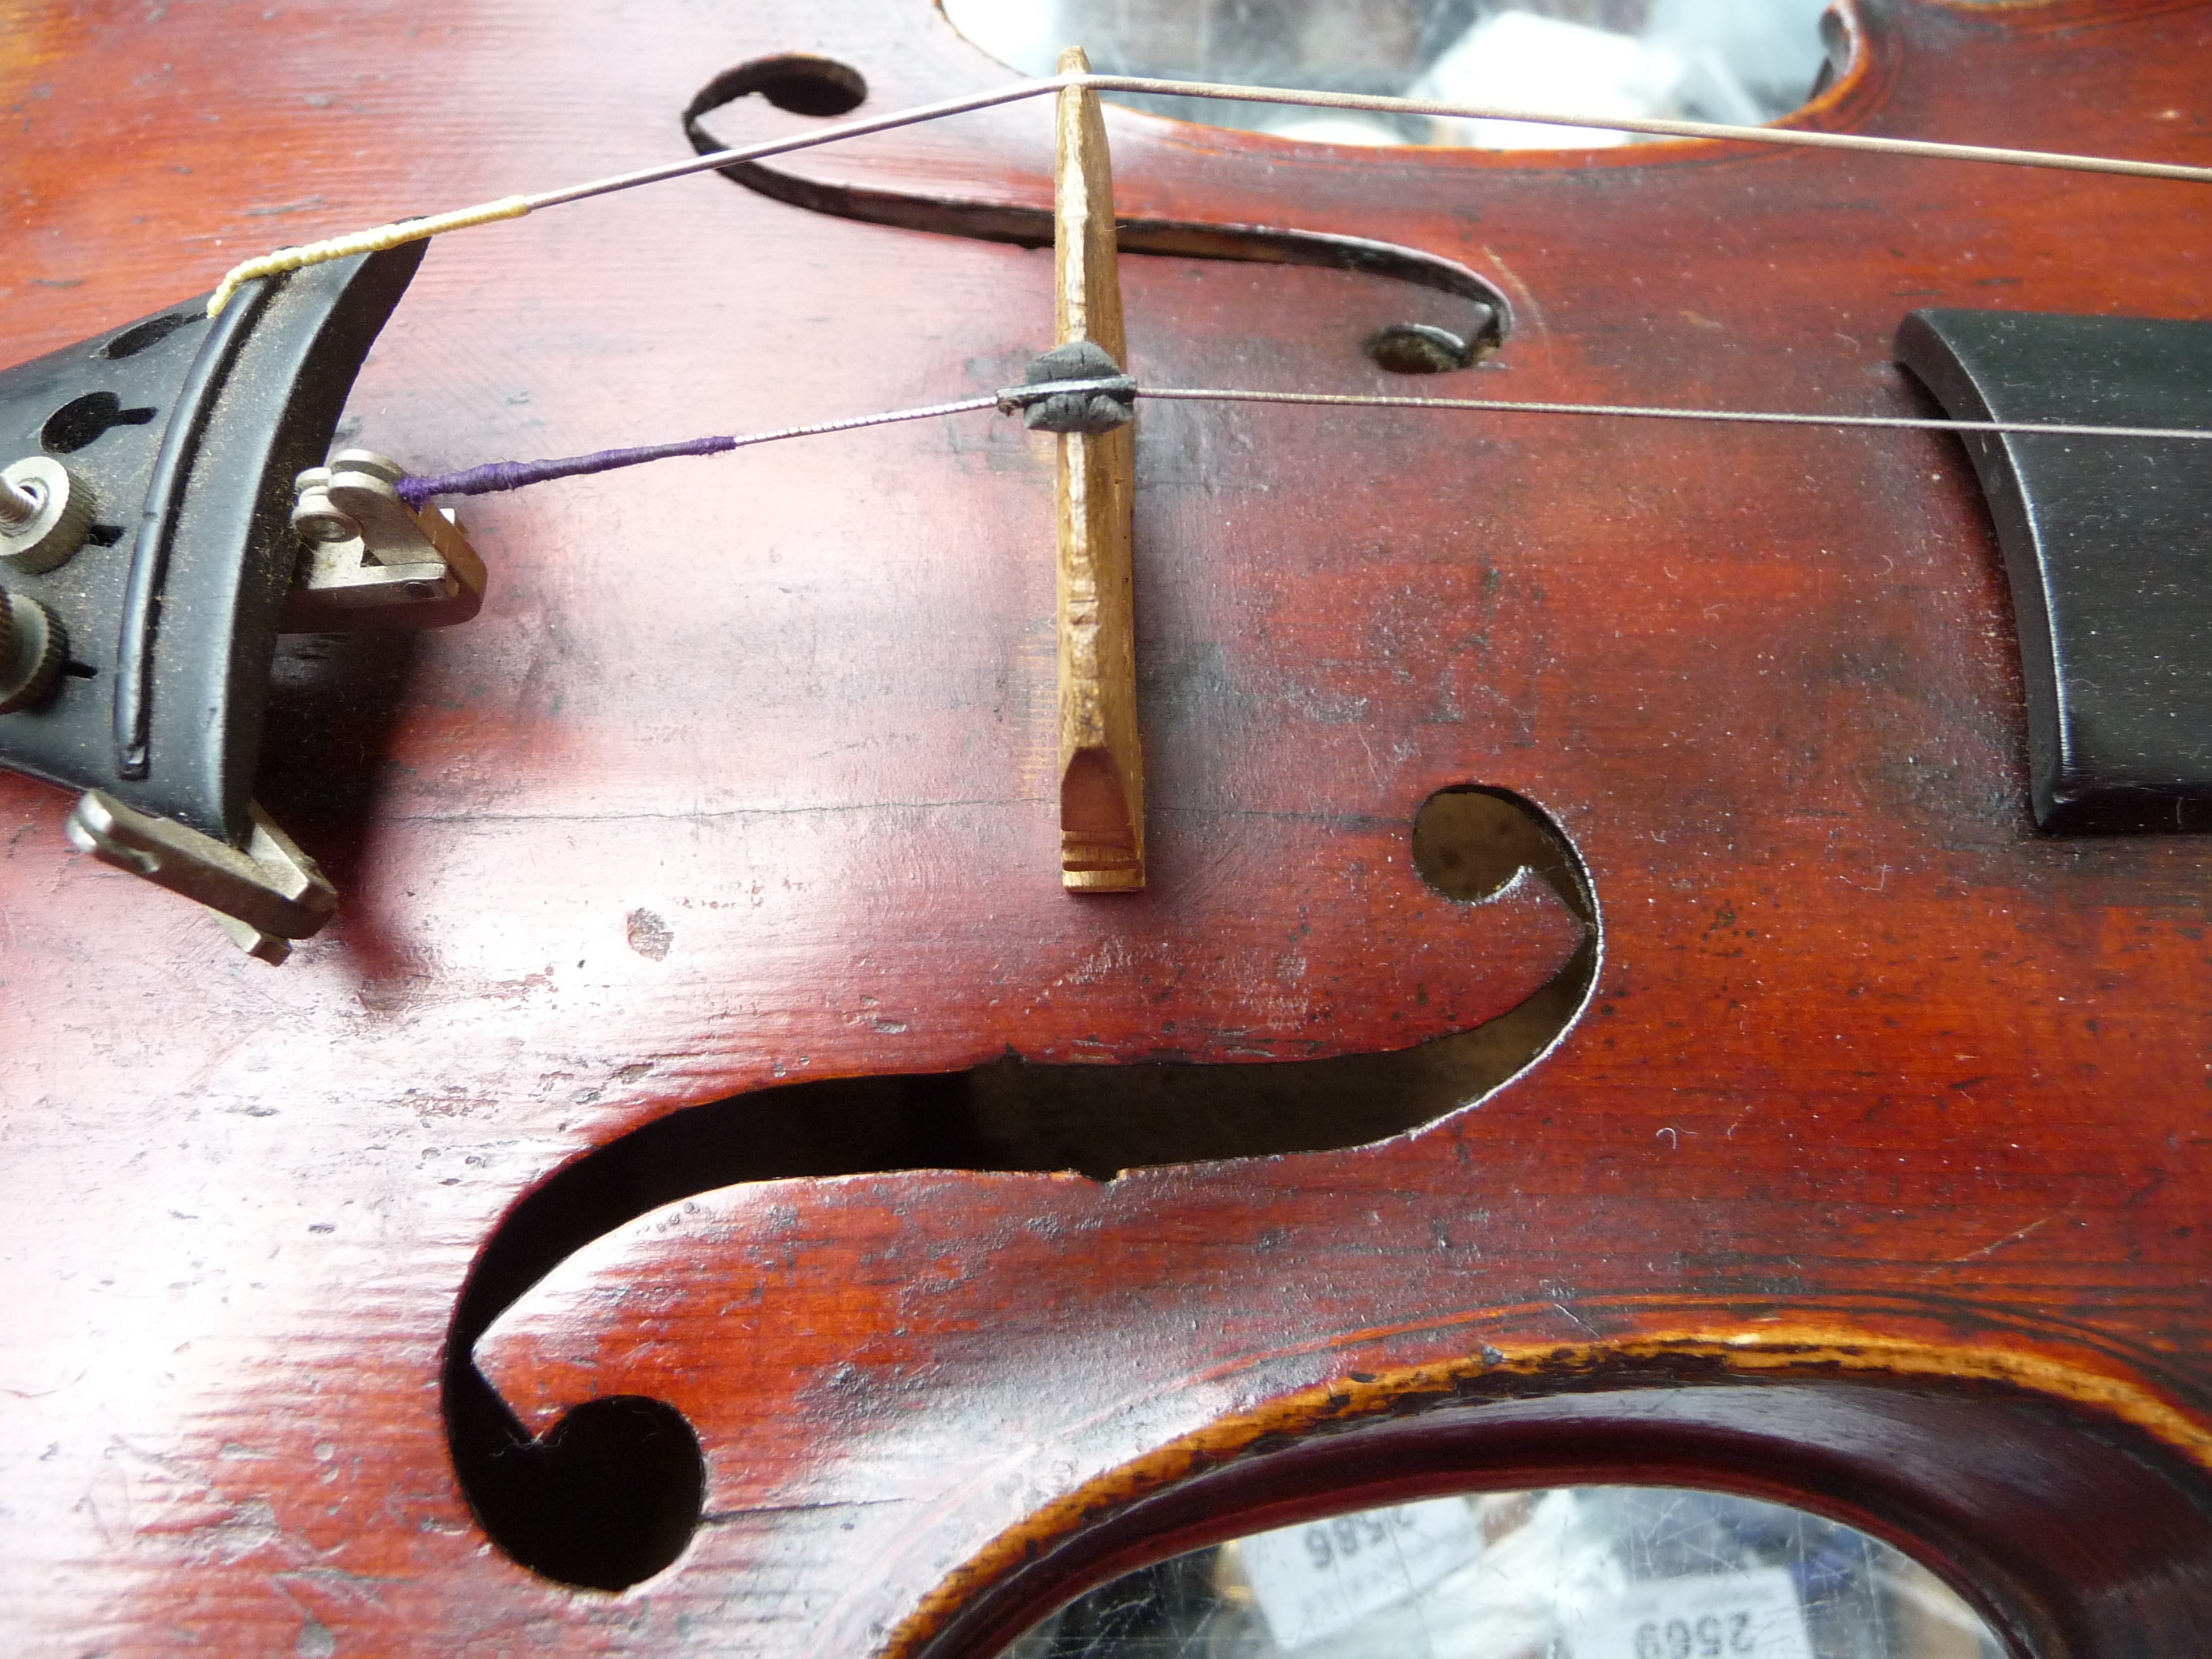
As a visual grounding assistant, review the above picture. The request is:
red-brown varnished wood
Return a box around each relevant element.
[2,0,2210,1653]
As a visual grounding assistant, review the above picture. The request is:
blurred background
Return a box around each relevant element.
[1005,1485,2003,1658]
[942,0,1838,146]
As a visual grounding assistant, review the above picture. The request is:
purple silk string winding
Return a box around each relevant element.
[396,435,736,509]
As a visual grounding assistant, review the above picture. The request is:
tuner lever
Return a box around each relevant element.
[286,449,486,630]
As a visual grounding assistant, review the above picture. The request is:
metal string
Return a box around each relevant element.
[1076,75,2212,182]
[394,396,998,506]
[209,69,2212,313]
[523,72,2212,213]
[1128,385,2212,444]
[394,378,2212,503]
[200,65,2207,502]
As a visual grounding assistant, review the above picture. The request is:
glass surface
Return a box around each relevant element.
[941,0,1836,148]
[1004,1487,2006,1658]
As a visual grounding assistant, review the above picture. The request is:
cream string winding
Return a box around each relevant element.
[208,70,2212,316]
[393,378,2212,507]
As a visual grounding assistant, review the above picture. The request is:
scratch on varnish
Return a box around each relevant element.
[1947,1215,2053,1263]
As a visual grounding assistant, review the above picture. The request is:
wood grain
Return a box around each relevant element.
[0,0,2208,1653]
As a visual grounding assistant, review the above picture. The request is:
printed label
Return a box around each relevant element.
[1564,1566,1815,1659]
[1240,1498,1483,1651]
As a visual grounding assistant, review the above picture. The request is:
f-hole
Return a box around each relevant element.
[681,56,1514,369]
[445,786,1597,1590]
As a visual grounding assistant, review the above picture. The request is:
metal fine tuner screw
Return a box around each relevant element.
[0,584,67,714]
[0,456,92,575]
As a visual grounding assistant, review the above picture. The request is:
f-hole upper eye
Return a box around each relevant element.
[683,53,867,125]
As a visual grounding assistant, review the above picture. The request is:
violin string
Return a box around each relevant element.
[1129,385,2212,444]
[1080,74,2212,182]
[208,71,2212,314]
[205,78,1067,314]
[394,378,2212,504]
[394,395,1001,507]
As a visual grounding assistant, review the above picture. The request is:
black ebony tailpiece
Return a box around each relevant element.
[0,244,479,959]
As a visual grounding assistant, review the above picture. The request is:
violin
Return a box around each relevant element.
[3,0,2209,1654]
